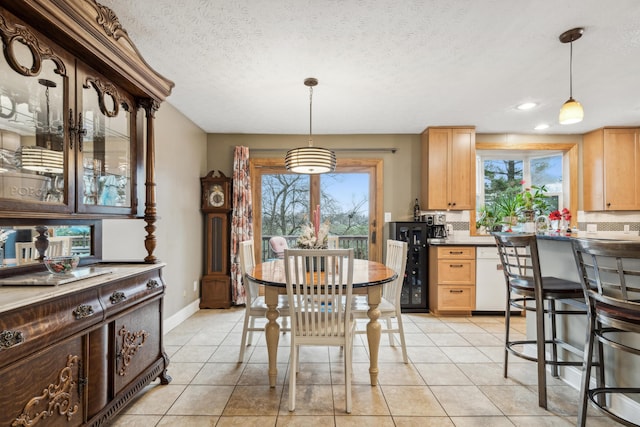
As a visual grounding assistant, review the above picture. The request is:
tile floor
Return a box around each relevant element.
[111,307,623,426]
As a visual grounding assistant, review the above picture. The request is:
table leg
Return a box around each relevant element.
[265,286,280,388]
[366,284,382,386]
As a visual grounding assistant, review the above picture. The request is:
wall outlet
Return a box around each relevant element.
[384,212,391,222]
[193,280,198,291]
[624,224,630,233]
[586,224,597,233]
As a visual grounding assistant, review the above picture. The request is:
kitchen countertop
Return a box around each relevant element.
[428,231,640,246]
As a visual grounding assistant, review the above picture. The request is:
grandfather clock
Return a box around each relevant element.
[200,170,232,308]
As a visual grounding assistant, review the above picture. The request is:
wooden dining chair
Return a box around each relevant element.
[15,242,38,265]
[283,248,355,413]
[352,239,409,363]
[572,238,640,427]
[493,232,586,409]
[238,239,290,362]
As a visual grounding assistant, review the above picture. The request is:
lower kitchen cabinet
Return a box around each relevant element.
[429,246,476,315]
[0,264,170,426]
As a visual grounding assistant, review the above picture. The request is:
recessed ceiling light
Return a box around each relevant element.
[516,102,538,110]
[534,123,550,130]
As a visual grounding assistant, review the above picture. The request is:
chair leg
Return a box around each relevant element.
[248,316,256,346]
[345,335,353,414]
[238,310,251,362]
[504,291,512,378]
[549,299,559,378]
[536,298,548,409]
[289,343,297,411]
[594,321,606,408]
[396,311,408,364]
[387,317,394,347]
[281,315,288,334]
[578,311,597,427]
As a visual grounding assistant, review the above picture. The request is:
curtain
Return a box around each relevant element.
[230,146,252,305]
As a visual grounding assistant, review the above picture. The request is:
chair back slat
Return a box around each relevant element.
[493,233,543,294]
[284,249,354,339]
[239,240,259,303]
[382,240,408,304]
[572,238,640,310]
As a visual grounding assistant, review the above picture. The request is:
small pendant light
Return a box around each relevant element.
[558,27,585,125]
[285,78,336,174]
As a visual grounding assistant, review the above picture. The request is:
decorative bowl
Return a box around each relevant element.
[43,255,80,274]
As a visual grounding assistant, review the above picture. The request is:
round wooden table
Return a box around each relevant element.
[248,258,397,387]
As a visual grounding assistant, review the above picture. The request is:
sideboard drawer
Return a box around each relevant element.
[0,288,102,367]
[99,269,164,318]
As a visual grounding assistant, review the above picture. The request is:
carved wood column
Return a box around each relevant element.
[140,99,160,263]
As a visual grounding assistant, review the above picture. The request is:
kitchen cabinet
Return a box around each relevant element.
[429,245,476,315]
[421,127,476,210]
[583,127,640,211]
[0,264,169,426]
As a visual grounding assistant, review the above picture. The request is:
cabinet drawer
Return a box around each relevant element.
[437,285,476,311]
[437,259,475,284]
[0,288,102,368]
[436,246,475,259]
[99,269,164,317]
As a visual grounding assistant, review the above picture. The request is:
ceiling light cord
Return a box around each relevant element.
[308,85,313,146]
[569,40,573,99]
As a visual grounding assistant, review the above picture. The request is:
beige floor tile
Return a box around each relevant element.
[414,363,473,385]
[165,362,204,384]
[217,415,277,426]
[223,385,283,416]
[381,385,447,416]
[238,363,288,385]
[449,416,515,426]
[276,415,335,426]
[456,363,519,385]
[446,322,487,334]
[392,417,455,426]
[375,362,426,385]
[123,383,186,415]
[406,346,452,364]
[279,384,336,415]
[476,345,507,362]
[333,384,390,416]
[156,415,219,426]
[110,414,163,426]
[191,362,245,385]
[507,415,575,426]
[187,331,229,346]
[330,361,377,385]
[439,346,493,363]
[429,385,502,416]
[335,415,395,426]
[249,345,292,364]
[329,344,370,363]
[417,323,455,334]
[170,345,217,363]
[479,385,551,416]
[209,344,247,362]
[459,332,504,347]
[426,333,472,347]
[400,332,436,346]
[285,362,333,385]
[167,385,234,416]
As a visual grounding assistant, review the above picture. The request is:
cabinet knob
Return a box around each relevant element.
[73,304,95,319]
[449,264,464,268]
[0,330,24,349]
[449,289,464,294]
[147,279,160,289]
[110,291,127,304]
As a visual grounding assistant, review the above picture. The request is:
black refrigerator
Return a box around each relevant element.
[389,221,428,312]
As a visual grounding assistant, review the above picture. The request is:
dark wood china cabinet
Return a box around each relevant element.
[0,1,174,425]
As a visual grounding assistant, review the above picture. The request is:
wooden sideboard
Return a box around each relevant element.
[0,264,169,426]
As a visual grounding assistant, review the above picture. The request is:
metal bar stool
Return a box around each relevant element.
[572,238,640,427]
[493,232,586,409]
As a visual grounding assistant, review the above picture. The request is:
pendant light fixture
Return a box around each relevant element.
[558,27,584,125]
[285,78,336,174]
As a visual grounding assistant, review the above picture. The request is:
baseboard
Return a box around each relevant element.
[163,298,201,333]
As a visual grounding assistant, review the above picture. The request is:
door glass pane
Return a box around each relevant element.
[320,173,369,259]
[260,173,309,261]
[81,83,131,207]
[0,41,66,205]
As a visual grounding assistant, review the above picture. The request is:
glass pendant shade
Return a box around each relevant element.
[16,146,63,173]
[285,146,336,174]
[559,97,584,125]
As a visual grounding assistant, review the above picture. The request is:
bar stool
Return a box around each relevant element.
[493,232,586,409]
[572,238,640,427]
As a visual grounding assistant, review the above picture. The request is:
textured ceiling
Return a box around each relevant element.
[101,0,640,135]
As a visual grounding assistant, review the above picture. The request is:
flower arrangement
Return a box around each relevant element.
[548,208,571,222]
[296,205,330,249]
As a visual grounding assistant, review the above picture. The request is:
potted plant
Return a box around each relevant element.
[476,203,501,233]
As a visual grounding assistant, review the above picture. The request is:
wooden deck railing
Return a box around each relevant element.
[261,235,369,261]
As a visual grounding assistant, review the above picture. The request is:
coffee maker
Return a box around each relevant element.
[424,213,447,239]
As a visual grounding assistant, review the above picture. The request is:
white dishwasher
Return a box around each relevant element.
[475,246,507,312]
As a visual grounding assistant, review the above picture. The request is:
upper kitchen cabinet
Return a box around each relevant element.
[0,1,173,222]
[421,126,476,210]
[583,127,640,211]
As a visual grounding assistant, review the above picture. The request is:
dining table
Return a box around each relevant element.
[248,258,398,387]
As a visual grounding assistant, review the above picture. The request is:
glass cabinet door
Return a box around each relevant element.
[76,65,136,214]
[0,27,72,213]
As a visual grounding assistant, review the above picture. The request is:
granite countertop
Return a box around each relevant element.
[429,231,640,246]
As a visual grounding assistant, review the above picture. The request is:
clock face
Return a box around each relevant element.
[209,185,224,208]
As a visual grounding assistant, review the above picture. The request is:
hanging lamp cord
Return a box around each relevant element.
[569,41,573,98]
[308,85,314,147]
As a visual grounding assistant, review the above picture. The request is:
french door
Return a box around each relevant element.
[249,158,383,262]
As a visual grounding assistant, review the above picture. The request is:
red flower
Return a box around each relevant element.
[561,208,571,221]
[548,210,561,220]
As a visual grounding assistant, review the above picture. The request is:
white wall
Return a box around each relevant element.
[103,102,207,319]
